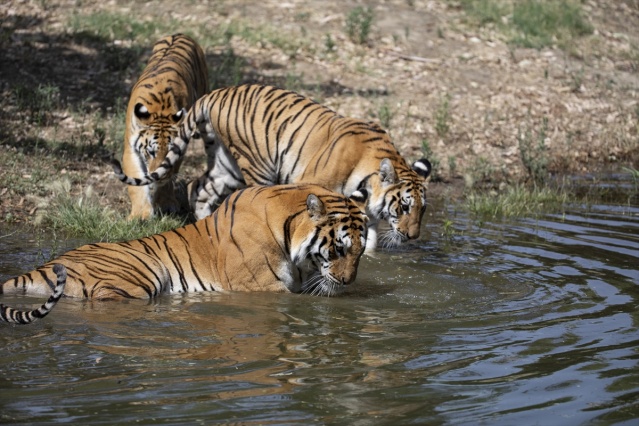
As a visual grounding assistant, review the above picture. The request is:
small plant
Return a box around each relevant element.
[346,6,374,45]
[378,101,393,129]
[623,166,639,193]
[324,34,336,53]
[34,228,61,267]
[435,94,451,138]
[468,157,495,188]
[519,117,549,185]
[441,218,455,239]
[448,155,457,178]
[624,166,639,181]
[569,67,584,92]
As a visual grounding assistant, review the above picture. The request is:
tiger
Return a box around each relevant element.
[111,84,432,251]
[121,33,209,220]
[1,184,369,324]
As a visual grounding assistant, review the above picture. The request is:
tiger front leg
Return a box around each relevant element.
[365,220,379,253]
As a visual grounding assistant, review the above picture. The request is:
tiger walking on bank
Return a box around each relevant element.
[112,84,432,251]
[121,33,208,219]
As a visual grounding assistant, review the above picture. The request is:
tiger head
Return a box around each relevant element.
[292,189,369,296]
[129,102,187,176]
[367,158,432,248]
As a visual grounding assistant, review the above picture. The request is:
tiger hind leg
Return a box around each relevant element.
[188,137,245,220]
[188,170,246,220]
[1,264,67,325]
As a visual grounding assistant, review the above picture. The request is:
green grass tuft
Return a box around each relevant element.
[465,184,570,220]
[458,0,594,49]
[39,180,186,242]
[69,11,169,43]
[435,93,451,138]
[511,0,594,49]
[458,0,508,26]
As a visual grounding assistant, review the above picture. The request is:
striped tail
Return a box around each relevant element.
[1,264,67,325]
[110,157,156,186]
[110,144,185,186]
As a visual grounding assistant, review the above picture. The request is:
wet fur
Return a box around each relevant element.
[1,185,368,324]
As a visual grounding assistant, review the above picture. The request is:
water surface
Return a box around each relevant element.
[1,200,638,424]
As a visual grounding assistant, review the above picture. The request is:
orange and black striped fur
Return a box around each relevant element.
[1,185,368,324]
[121,33,208,219]
[112,84,431,250]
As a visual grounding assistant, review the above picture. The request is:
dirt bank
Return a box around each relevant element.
[1,0,637,223]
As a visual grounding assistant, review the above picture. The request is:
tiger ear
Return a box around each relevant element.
[349,189,369,219]
[171,108,187,123]
[412,158,432,179]
[367,121,387,134]
[134,103,151,120]
[306,194,326,219]
[379,158,397,185]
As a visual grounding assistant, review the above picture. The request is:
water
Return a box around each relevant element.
[1,200,638,425]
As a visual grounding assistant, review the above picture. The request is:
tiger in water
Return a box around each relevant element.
[1,185,369,324]
[112,84,431,251]
[121,33,208,219]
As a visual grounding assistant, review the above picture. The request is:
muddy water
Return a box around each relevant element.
[1,200,638,424]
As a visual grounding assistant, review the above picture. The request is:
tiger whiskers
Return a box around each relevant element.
[379,229,406,249]
[301,274,342,297]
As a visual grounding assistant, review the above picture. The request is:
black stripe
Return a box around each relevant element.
[283,210,304,255]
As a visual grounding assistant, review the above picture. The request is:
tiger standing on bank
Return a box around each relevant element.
[121,33,208,219]
[1,185,369,324]
[112,84,432,251]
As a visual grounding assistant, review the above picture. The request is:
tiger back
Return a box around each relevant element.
[1,184,368,324]
[112,84,431,250]
[122,33,208,219]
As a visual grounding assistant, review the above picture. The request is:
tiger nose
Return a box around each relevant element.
[343,270,357,285]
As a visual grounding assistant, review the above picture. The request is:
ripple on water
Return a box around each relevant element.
[1,203,638,424]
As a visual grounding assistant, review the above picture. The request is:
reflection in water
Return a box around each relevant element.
[1,202,638,423]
